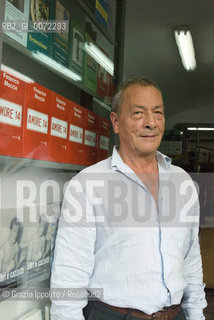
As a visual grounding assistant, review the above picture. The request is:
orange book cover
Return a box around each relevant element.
[0,67,25,157]
[22,83,51,161]
[48,92,69,163]
[83,110,98,166]
[68,101,86,165]
[96,115,110,162]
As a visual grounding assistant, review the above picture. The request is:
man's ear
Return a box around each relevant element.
[110,112,119,134]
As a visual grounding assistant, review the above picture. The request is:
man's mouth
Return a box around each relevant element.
[139,135,158,138]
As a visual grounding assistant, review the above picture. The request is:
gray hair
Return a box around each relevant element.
[111,75,162,115]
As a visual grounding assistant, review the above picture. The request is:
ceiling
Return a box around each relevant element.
[123,0,214,129]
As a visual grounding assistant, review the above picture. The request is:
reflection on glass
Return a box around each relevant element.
[1,64,34,83]
[84,42,114,76]
[32,51,82,82]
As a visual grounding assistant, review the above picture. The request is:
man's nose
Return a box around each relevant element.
[144,112,156,129]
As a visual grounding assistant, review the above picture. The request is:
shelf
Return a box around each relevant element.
[93,97,111,112]
[3,35,112,113]
[0,155,86,171]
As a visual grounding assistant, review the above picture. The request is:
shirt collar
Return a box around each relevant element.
[111,146,171,172]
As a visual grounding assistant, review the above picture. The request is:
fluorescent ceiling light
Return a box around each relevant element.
[174,28,196,71]
[32,52,82,82]
[84,42,114,76]
[187,127,214,131]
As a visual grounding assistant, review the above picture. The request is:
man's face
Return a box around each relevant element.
[111,85,165,158]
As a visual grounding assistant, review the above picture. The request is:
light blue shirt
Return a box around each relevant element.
[51,147,207,320]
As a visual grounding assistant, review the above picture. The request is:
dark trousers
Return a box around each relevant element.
[83,301,186,320]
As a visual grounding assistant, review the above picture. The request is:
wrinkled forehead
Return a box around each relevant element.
[121,84,164,109]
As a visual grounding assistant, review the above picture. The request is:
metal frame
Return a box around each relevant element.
[0,0,6,68]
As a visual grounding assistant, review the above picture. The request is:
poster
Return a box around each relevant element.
[0,205,59,289]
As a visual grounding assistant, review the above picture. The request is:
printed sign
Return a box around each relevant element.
[0,99,22,128]
[84,129,96,147]
[99,134,109,150]
[27,108,48,134]
[69,124,83,144]
[50,117,67,139]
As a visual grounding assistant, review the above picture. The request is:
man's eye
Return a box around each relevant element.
[155,111,163,116]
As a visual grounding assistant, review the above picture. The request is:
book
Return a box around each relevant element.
[82,0,95,13]
[96,46,108,98]
[22,82,51,161]
[68,101,86,165]
[0,65,25,158]
[83,33,97,93]
[83,110,98,166]
[4,0,30,47]
[27,0,52,56]
[96,115,110,162]
[51,0,70,67]
[95,26,114,102]
[69,21,85,81]
[48,92,69,163]
[95,0,108,30]
[106,0,116,38]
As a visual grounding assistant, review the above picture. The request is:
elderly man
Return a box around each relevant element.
[51,76,207,320]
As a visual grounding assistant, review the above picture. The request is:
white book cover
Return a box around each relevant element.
[4,0,30,47]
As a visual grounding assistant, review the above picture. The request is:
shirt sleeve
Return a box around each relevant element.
[181,198,207,320]
[50,177,96,320]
